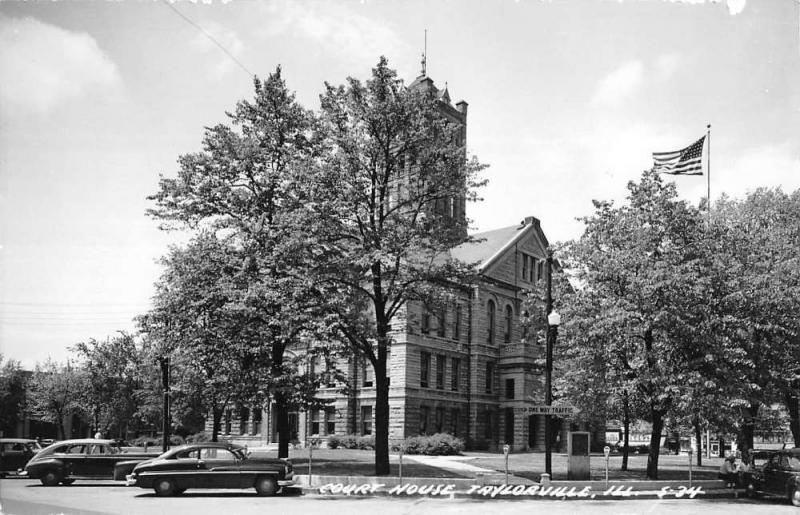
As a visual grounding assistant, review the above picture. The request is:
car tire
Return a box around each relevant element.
[61,478,75,485]
[791,486,800,507]
[153,478,176,497]
[40,470,62,486]
[254,476,278,496]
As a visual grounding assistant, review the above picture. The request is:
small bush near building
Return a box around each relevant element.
[402,433,465,455]
[326,434,375,450]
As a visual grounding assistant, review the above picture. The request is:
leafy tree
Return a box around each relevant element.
[139,233,272,442]
[709,189,800,450]
[559,170,708,479]
[147,68,334,456]
[71,333,142,439]
[309,58,485,475]
[27,359,87,440]
[0,355,29,437]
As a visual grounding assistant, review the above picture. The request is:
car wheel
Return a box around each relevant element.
[40,470,62,486]
[254,476,278,496]
[153,478,176,497]
[61,478,75,485]
[791,486,800,507]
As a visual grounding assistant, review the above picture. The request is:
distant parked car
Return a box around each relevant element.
[743,448,800,506]
[0,438,43,476]
[124,442,293,496]
[22,439,161,486]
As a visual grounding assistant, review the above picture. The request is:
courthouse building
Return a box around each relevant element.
[216,72,586,452]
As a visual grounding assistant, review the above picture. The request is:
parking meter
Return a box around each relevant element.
[603,446,610,487]
[503,445,510,484]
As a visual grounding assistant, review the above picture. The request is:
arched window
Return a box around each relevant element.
[504,305,513,343]
[487,300,496,343]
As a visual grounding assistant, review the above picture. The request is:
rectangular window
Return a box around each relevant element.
[530,257,538,282]
[537,260,544,282]
[437,309,446,337]
[421,308,431,334]
[361,406,372,436]
[325,407,336,435]
[362,359,374,387]
[435,407,445,433]
[420,351,430,388]
[484,411,493,440]
[485,362,494,393]
[505,378,515,399]
[420,406,430,434]
[239,407,249,435]
[454,304,461,341]
[225,409,232,434]
[451,358,460,391]
[436,355,445,389]
[311,409,320,435]
[522,254,529,280]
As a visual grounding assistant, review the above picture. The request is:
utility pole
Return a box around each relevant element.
[159,356,170,453]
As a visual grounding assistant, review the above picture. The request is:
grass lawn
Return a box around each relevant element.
[256,448,468,478]
[253,447,724,480]
[467,451,725,481]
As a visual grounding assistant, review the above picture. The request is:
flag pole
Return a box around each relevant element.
[706,123,711,220]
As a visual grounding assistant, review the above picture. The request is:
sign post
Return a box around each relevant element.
[688,447,693,488]
[399,444,404,486]
[503,444,510,484]
[604,445,610,489]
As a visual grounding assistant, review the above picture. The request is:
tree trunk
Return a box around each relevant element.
[276,396,290,459]
[694,418,703,467]
[374,335,390,476]
[621,390,630,471]
[719,436,725,458]
[740,402,759,454]
[211,408,222,442]
[785,389,800,447]
[646,410,664,479]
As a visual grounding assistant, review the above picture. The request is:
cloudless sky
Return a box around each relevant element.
[1,0,798,367]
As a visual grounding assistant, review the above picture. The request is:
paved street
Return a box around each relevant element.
[2,479,799,515]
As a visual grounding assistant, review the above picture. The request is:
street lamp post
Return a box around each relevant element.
[544,249,561,476]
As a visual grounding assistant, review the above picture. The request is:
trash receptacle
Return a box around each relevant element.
[567,431,590,480]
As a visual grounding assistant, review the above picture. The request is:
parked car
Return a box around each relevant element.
[22,438,161,486]
[124,442,294,496]
[743,448,800,506]
[0,438,43,476]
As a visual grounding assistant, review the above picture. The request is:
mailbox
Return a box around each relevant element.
[567,431,591,480]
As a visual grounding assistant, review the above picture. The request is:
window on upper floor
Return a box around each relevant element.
[420,351,431,388]
[454,304,461,341]
[537,260,544,282]
[505,378,515,399]
[504,304,514,343]
[451,357,460,391]
[485,361,495,393]
[362,359,374,387]
[487,300,496,344]
[421,308,431,334]
[437,308,446,338]
[436,354,445,389]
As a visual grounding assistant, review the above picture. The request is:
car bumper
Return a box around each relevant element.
[125,474,138,486]
[17,470,29,477]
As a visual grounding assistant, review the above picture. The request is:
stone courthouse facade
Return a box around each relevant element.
[215,73,578,452]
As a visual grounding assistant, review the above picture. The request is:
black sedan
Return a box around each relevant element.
[0,438,43,476]
[22,439,160,485]
[743,448,800,506]
[125,442,293,496]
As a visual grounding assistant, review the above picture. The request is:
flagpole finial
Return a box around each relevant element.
[707,123,711,129]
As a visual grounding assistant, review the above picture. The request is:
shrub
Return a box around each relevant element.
[327,435,341,449]
[402,433,464,456]
[186,432,210,443]
[326,434,375,450]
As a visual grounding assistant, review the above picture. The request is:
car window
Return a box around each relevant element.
[200,448,236,460]
[65,444,86,454]
[789,457,800,471]
[12,443,26,451]
[177,449,200,460]
[1,443,13,452]
[780,455,791,469]
[88,444,106,455]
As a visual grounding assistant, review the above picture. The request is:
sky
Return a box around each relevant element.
[1,0,798,368]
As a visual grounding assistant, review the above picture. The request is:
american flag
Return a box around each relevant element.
[652,136,706,175]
